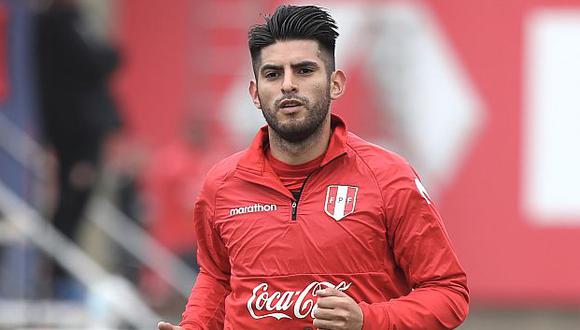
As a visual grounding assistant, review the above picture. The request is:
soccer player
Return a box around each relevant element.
[159,5,468,330]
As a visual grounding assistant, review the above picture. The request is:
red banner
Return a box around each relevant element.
[117,0,580,305]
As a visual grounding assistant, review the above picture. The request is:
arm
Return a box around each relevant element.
[179,180,231,330]
[359,169,469,329]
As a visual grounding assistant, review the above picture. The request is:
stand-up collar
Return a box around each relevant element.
[237,114,348,174]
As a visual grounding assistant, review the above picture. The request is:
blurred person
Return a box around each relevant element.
[144,116,217,260]
[159,5,468,330]
[35,0,122,298]
[140,115,225,306]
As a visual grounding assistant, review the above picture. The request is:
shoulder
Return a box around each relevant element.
[199,150,245,200]
[345,132,416,183]
[346,133,429,206]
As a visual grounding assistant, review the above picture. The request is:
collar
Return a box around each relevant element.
[237,113,349,175]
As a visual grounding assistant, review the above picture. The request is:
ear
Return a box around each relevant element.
[329,70,346,100]
[249,80,261,109]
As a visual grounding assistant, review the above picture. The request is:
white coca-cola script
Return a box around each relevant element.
[246,281,352,320]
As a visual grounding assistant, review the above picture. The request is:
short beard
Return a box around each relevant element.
[260,91,331,144]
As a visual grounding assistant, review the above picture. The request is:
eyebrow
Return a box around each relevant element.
[259,60,320,74]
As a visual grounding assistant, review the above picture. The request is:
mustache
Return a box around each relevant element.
[274,95,309,108]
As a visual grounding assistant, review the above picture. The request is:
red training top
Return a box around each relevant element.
[181,115,469,329]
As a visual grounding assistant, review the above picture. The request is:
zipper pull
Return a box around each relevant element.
[291,201,298,220]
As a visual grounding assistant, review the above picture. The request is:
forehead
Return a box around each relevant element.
[258,40,324,68]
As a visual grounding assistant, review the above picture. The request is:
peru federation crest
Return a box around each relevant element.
[324,185,359,221]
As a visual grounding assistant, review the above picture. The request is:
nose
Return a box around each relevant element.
[281,71,297,94]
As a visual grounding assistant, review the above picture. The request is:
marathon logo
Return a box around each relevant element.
[229,203,278,217]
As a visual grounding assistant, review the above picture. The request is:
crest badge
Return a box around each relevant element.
[324,185,359,221]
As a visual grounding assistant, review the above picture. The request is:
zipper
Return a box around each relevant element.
[290,153,346,221]
[291,201,298,220]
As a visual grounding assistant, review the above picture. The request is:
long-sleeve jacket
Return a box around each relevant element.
[181,115,469,329]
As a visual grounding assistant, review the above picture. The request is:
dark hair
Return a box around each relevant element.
[248,5,339,75]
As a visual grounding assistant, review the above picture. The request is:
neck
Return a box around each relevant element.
[268,115,331,165]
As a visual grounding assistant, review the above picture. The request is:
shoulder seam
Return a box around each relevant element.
[345,142,387,218]
[207,164,236,231]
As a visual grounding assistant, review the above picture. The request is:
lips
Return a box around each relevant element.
[279,99,304,108]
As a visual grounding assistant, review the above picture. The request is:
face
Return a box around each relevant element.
[249,40,346,143]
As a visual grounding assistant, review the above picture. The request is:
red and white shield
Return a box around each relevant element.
[324,185,359,221]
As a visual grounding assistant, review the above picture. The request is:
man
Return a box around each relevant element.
[159,5,468,330]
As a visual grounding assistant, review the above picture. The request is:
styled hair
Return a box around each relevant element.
[248,5,339,75]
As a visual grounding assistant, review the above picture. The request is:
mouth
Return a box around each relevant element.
[278,99,304,113]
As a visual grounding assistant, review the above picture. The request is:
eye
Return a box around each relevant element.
[298,67,314,75]
[264,71,280,79]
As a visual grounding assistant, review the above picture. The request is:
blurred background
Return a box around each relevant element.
[0,0,579,329]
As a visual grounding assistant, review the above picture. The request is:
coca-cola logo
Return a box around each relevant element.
[246,281,352,320]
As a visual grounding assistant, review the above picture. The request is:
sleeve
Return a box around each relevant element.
[180,178,231,330]
[359,167,469,329]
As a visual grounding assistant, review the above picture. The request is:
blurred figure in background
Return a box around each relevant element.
[35,0,122,299]
[140,114,224,307]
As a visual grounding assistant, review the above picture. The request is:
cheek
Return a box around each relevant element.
[257,85,277,105]
[309,80,330,99]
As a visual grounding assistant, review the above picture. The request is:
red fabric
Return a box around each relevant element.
[181,114,469,329]
[143,140,215,252]
[266,150,323,192]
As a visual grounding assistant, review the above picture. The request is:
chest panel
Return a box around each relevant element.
[214,161,390,277]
